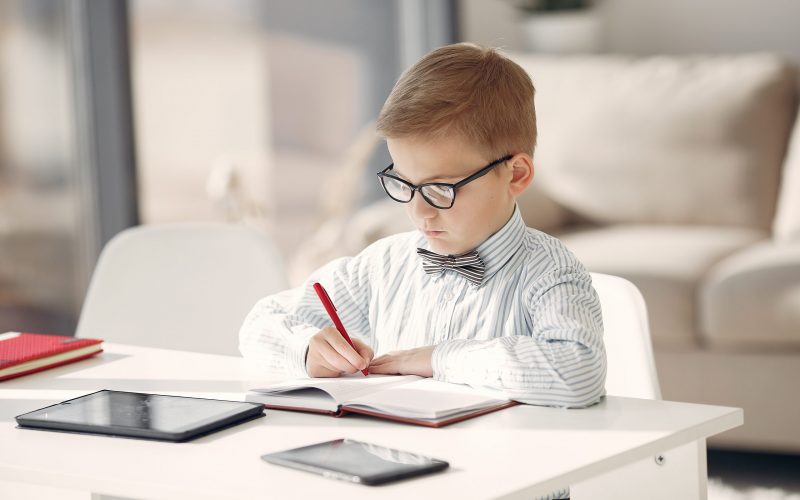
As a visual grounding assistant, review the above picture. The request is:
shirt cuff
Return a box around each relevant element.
[431,339,476,384]
[287,325,319,378]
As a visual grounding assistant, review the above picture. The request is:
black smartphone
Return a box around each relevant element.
[261,438,449,486]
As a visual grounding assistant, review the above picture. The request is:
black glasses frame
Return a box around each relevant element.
[377,154,513,209]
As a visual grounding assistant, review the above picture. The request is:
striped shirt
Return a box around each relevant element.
[239,205,607,408]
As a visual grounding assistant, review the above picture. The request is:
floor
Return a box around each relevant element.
[708,449,800,499]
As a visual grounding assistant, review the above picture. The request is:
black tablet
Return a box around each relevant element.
[15,389,265,442]
[261,438,449,485]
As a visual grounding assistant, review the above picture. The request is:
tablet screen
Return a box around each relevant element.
[262,438,449,485]
[16,390,263,439]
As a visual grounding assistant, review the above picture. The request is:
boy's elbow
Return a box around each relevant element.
[514,351,606,408]
[238,338,251,359]
[238,323,261,360]
[506,366,605,408]
[561,373,605,408]
[560,357,606,408]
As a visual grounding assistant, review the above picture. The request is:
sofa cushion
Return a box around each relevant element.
[700,242,800,348]
[509,52,797,230]
[773,101,800,242]
[558,225,767,347]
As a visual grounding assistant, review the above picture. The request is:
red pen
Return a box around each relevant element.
[312,282,369,376]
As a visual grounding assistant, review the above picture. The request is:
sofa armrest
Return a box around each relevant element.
[774,99,800,242]
[700,241,800,348]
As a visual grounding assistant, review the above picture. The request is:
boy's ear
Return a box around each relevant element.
[507,154,534,197]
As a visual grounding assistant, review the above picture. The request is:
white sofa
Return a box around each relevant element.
[289,53,800,453]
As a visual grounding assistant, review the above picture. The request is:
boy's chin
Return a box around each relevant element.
[426,238,469,256]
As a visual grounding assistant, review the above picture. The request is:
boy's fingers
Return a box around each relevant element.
[369,355,389,366]
[352,339,374,363]
[317,341,359,373]
[306,346,344,378]
[308,358,342,378]
[309,330,360,373]
[323,329,368,370]
[368,360,396,374]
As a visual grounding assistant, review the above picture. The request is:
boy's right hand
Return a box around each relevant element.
[306,327,374,378]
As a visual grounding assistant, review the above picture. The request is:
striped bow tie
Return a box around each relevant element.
[416,248,485,286]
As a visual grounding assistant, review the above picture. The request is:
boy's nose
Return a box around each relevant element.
[409,192,437,219]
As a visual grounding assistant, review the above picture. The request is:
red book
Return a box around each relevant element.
[0,332,103,381]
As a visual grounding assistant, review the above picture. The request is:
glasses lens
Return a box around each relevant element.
[421,184,454,208]
[381,176,413,202]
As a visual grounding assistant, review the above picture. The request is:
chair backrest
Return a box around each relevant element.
[76,223,287,356]
[591,272,662,400]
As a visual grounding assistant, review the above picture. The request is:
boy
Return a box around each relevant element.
[240,43,605,409]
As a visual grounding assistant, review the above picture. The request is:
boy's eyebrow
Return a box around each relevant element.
[392,166,462,184]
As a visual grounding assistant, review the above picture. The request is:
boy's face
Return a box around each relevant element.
[386,135,517,255]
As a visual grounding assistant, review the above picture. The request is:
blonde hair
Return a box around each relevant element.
[376,43,536,158]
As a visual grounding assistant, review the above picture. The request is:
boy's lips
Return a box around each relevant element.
[422,229,445,237]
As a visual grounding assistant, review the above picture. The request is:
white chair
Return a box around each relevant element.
[573,274,700,500]
[591,272,661,400]
[76,223,287,356]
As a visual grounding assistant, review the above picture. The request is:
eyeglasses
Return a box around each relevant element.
[377,154,512,209]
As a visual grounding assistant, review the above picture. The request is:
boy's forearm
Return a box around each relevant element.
[238,295,321,377]
[239,321,318,378]
[431,335,606,408]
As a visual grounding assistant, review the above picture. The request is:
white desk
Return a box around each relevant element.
[0,343,742,500]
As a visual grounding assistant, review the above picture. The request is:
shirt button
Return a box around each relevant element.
[443,291,455,301]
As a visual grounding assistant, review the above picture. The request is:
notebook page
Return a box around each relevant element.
[345,378,509,420]
[246,388,339,412]
[248,374,421,405]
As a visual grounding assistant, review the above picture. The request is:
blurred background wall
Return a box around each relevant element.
[0,1,80,334]
[0,0,453,335]
[462,0,800,64]
[4,0,799,336]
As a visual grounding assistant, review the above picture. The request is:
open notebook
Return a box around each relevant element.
[246,375,516,428]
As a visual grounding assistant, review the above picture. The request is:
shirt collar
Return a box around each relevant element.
[474,204,527,286]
